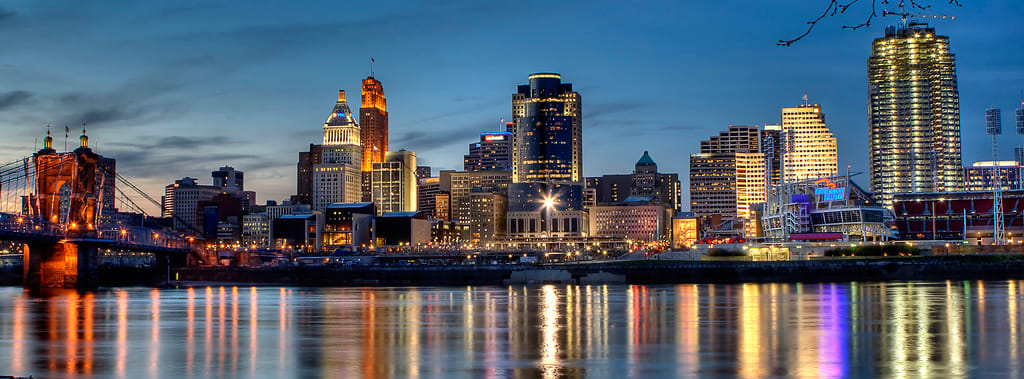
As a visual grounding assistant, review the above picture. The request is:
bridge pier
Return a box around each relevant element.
[23,240,100,291]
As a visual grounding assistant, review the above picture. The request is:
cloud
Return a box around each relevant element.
[0,90,32,110]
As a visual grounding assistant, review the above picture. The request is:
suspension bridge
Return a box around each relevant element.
[0,129,200,290]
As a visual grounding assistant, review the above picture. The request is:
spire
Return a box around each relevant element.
[43,126,53,150]
[79,127,89,148]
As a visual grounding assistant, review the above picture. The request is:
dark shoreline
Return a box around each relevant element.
[5,255,1024,288]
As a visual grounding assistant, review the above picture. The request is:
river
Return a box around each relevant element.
[0,281,1022,378]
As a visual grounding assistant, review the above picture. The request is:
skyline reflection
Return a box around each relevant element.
[0,281,1022,378]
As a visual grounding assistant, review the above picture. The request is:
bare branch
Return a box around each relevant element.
[778,0,839,46]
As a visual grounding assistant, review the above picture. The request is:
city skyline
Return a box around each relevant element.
[0,1,1021,213]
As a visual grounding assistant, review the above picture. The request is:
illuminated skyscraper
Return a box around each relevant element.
[313,90,362,212]
[781,104,838,182]
[689,125,765,235]
[464,131,512,172]
[371,150,417,215]
[869,24,962,205]
[511,73,582,183]
[360,75,389,201]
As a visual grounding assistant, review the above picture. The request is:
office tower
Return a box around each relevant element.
[241,213,270,248]
[761,124,783,187]
[464,132,512,172]
[417,177,440,217]
[468,189,508,243]
[313,90,363,212]
[371,150,417,214]
[415,166,432,179]
[212,166,244,192]
[166,177,222,232]
[781,104,838,182]
[293,144,322,205]
[438,170,512,223]
[585,151,681,210]
[511,73,582,183]
[689,125,764,235]
[869,24,962,205]
[360,76,389,201]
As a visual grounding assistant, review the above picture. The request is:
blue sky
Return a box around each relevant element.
[0,0,1021,212]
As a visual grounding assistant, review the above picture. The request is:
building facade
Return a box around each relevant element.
[588,200,669,242]
[439,170,512,224]
[417,177,440,218]
[468,189,508,244]
[869,24,963,205]
[293,144,322,205]
[964,161,1023,191]
[166,177,222,233]
[781,104,838,183]
[371,150,417,214]
[313,90,363,212]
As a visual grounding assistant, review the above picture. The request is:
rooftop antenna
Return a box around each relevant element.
[369,57,375,78]
[802,92,809,106]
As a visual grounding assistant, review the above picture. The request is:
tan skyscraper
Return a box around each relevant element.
[360,75,388,201]
[689,125,765,236]
[781,104,838,183]
[869,24,962,205]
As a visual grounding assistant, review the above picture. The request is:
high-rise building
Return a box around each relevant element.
[464,132,512,172]
[313,90,363,212]
[371,150,417,214]
[511,73,582,183]
[869,24,963,205]
[417,177,440,217]
[585,151,681,210]
[781,104,837,182]
[212,166,244,192]
[689,125,764,235]
[166,177,221,233]
[415,166,432,179]
[293,144,322,205]
[360,76,389,201]
[468,189,508,243]
[761,125,783,187]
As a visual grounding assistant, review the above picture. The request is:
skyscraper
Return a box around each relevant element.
[292,143,322,205]
[869,24,963,205]
[371,150,417,214]
[689,125,764,235]
[507,73,587,239]
[464,132,512,172]
[781,104,838,182]
[360,76,388,201]
[511,73,582,183]
[313,90,363,212]
[585,151,681,211]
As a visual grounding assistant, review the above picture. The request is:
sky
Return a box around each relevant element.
[0,0,1022,213]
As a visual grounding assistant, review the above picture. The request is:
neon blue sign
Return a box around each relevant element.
[815,188,846,201]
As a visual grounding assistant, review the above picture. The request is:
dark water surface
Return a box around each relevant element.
[1,281,1023,378]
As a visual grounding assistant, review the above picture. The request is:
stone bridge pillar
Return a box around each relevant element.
[23,240,101,290]
[24,129,103,291]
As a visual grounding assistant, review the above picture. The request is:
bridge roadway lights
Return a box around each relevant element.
[23,239,104,291]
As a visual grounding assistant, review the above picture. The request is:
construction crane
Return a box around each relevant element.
[881,1,957,25]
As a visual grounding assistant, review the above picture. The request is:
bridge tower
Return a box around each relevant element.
[23,128,104,290]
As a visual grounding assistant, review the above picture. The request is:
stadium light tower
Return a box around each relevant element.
[987,108,1005,245]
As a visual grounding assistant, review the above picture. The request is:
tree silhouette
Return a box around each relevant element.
[778,0,963,46]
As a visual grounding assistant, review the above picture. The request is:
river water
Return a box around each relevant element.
[0,281,1022,378]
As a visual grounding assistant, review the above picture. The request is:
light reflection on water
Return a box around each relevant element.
[0,281,1023,378]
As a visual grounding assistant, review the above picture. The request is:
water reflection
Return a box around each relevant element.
[1,281,1023,378]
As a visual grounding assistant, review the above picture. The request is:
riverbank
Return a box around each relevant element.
[5,255,1024,287]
